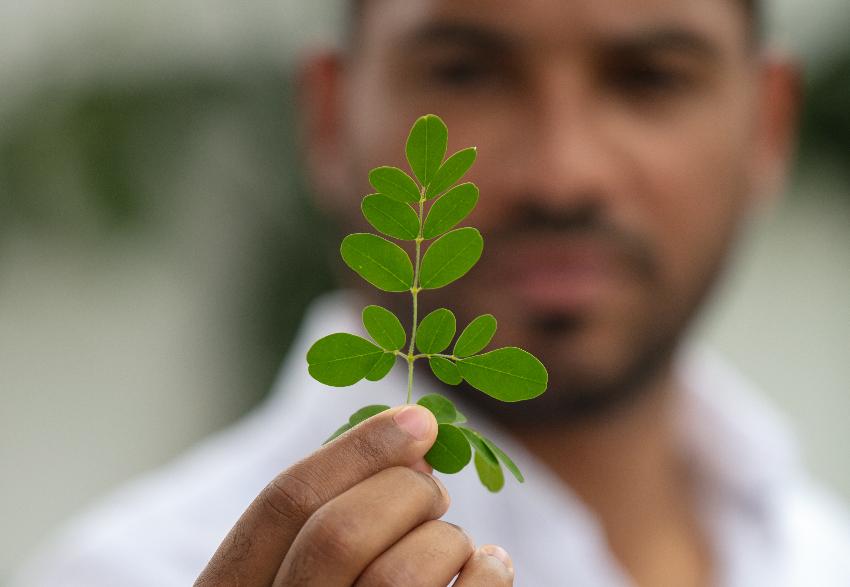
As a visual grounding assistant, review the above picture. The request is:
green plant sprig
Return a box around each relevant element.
[306,114,548,492]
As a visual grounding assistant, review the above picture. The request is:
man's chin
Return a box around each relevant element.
[444,338,677,429]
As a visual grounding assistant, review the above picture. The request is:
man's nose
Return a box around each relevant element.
[507,75,621,211]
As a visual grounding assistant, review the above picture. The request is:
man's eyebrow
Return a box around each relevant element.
[395,20,724,62]
[399,21,521,53]
[603,27,724,61]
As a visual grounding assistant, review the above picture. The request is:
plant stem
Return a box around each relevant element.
[406,190,427,404]
[412,353,458,361]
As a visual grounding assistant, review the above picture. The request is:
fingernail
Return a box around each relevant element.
[481,545,513,571]
[393,406,432,441]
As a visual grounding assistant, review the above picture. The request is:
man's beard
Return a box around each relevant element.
[434,306,681,429]
[413,199,678,428]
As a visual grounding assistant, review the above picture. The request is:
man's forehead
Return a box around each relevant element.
[358,0,747,55]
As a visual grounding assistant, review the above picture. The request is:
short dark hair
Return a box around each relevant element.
[348,0,763,46]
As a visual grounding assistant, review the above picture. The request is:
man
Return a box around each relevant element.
[12,0,850,585]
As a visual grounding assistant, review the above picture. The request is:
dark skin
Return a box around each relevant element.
[196,0,798,585]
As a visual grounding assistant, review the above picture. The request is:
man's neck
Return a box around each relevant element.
[510,369,713,587]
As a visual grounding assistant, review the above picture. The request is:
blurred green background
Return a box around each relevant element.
[1,0,849,580]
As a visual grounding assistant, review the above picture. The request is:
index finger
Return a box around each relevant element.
[194,404,438,587]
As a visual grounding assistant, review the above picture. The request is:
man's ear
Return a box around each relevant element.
[296,49,349,216]
[750,51,803,207]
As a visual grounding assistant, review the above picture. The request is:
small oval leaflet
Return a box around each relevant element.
[429,356,462,385]
[475,450,505,492]
[416,308,456,354]
[324,404,391,444]
[362,194,419,240]
[417,393,464,424]
[425,423,472,474]
[422,183,479,239]
[460,426,521,487]
[458,427,497,465]
[307,333,384,387]
[349,404,391,426]
[362,305,406,351]
[419,227,483,290]
[457,347,548,402]
[365,352,396,381]
[406,114,448,187]
[426,147,477,200]
[368,166,421,204]
[453,314,497,358]
[324,422,351,444]
[482,435,524,483]
[341,233,414,292]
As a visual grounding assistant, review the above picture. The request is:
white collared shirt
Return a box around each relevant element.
[12,291,850,586]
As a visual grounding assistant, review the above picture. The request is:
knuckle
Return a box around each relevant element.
[439,520,475,552]
[358,521,472,587]
[383,465,423,487]
[359,562,420,587]
[387,467,448,508]
[261,471,323,526]
[359,546,436,587]
[346,429,389,470]
[425,520,474,559]
[301,506,364,563]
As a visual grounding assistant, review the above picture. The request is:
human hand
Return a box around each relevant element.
[194,405,514,586]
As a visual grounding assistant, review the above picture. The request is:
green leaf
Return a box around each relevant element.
[474,450,505,492]
[457,347,548,401]
[416,308,456,354]
[429,356,462,385]
[361,194,420,240]
[454,314,497,358]
[417,393,464,423]
[419,227,483,290]
[368,166,421,204]
[458,427,498,467]
[324,404,391,445]
[406,114,448,187]
[362,305,406,351]
[348,404,392,426]
[460,427,522,484]
[306,333,384,387]
[422,183,479,239]
[425,424,472,474]
[323,422,351,444]
[481,436,524,483]
[426,147,477,200]
[340,233,414,292]
[365,352,396,381]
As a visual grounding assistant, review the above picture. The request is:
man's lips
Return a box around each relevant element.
[484,239,632,311]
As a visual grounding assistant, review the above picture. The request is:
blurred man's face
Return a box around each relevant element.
[306,0,792,422]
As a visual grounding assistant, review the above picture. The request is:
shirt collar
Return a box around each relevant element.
[673,343,800,508]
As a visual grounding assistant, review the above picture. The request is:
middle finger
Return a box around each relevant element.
[273,466,449,586]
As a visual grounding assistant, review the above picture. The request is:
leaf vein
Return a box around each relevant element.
[424,239,478,286]
[461,362,545,384]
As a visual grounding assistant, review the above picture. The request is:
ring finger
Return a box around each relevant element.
[355,520,474,587]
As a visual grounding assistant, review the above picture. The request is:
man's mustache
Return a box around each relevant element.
[485,199,659,281]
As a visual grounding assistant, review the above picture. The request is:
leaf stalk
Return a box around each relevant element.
[406,190,427,404]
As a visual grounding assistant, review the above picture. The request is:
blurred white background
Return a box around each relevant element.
[1,0,849,580]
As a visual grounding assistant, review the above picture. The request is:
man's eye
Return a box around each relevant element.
[427,59,494,88]
[612,64,694,96]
